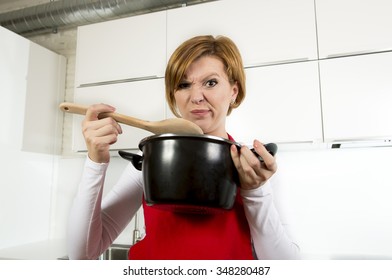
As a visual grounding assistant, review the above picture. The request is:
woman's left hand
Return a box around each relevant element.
[230,139,277,190]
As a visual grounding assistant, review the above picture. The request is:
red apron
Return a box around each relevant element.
[128,134,254,260]
[128,193,254,260]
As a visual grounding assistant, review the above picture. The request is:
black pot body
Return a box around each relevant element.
[118,134,277,212]
[140,134,239,210]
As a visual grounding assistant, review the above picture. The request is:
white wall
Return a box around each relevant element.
[51,155,139,245]
[278,146,392,259]
[0,151,55,249]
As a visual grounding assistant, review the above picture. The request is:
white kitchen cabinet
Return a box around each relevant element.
[73,79,166,151]
[1,26,65,250]
[319,52,392,142]
[75,11,166,87]
[1,27,29,151]
[316,0,392,58]
[167,0,318,67]
[23,43,66,154]
[226,61,323,144]
[0,26,66,154]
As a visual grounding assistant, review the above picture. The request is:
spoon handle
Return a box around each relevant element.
[59,102,150,130]
[59,102,203,135]
[59,102,88,115]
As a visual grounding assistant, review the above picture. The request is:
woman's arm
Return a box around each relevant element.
[241,171,300,260]
[67,158,143,259]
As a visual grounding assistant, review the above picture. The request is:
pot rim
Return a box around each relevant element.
[139,133,242,150]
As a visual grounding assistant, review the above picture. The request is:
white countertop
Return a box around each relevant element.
[0,239,67,260]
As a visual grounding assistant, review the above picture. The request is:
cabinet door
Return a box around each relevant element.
[320,52,392,141]
[23,42,66,155]
[1,26,30,150]
[316,0,392,58]
[1,27,66,155]
[72,79,166,151]
[167,0,318,67]
[226,61,323,144]
[75,11,166,86]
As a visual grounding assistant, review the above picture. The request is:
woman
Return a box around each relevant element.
[67,35,300,259]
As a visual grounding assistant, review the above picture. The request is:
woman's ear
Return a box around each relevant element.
[231,81,239,101]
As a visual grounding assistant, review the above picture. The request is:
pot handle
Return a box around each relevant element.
[118,150,143,171]
[250,143,278,163]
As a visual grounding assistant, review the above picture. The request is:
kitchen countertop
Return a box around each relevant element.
[0,239,67,260]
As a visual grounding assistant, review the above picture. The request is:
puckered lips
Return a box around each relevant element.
[190,109,211,118]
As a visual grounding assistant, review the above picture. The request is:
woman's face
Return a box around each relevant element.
[174,56,238,138]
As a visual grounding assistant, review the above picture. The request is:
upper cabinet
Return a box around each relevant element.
[75,11,166,87]
[316,0,392,58]
[72,78,166,152]
[227,61,323,144]
[23,43,66,154]
[71,0,392,149]
[0,26,66,155]
[167,0,318,67]
[319,52,392,142]
[1,27,29,151]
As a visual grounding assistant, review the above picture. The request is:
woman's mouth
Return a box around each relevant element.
[191,109,210,117]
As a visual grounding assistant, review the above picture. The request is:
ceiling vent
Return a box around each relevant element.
[0,0,214,36]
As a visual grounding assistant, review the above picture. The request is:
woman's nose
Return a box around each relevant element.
[190,86,204,104]
[191,96,204,104]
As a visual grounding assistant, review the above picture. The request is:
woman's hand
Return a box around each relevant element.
[230,139,277,190]
[82,104,123,163]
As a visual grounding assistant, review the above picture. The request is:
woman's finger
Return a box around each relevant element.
[252,140,277,172]
[83,117,122,137]
[85,103,116,121]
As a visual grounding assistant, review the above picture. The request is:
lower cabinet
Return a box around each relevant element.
[227,61,323,145]
[72,78,166,151]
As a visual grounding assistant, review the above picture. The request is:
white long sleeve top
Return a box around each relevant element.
[67,157,300,260]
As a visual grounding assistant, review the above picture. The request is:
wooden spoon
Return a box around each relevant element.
[59,102,203,135]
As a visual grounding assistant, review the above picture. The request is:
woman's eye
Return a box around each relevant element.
[205,79,218,87]
[178,82,191,89]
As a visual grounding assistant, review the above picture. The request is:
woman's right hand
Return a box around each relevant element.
[82,104,123,163]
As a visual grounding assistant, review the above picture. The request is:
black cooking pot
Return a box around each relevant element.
[118,134,277,212]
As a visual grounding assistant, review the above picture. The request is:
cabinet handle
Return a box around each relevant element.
[325,49,386,59]
[78,75,160,88]
[245,58,310,68]
[329,138,392,149]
